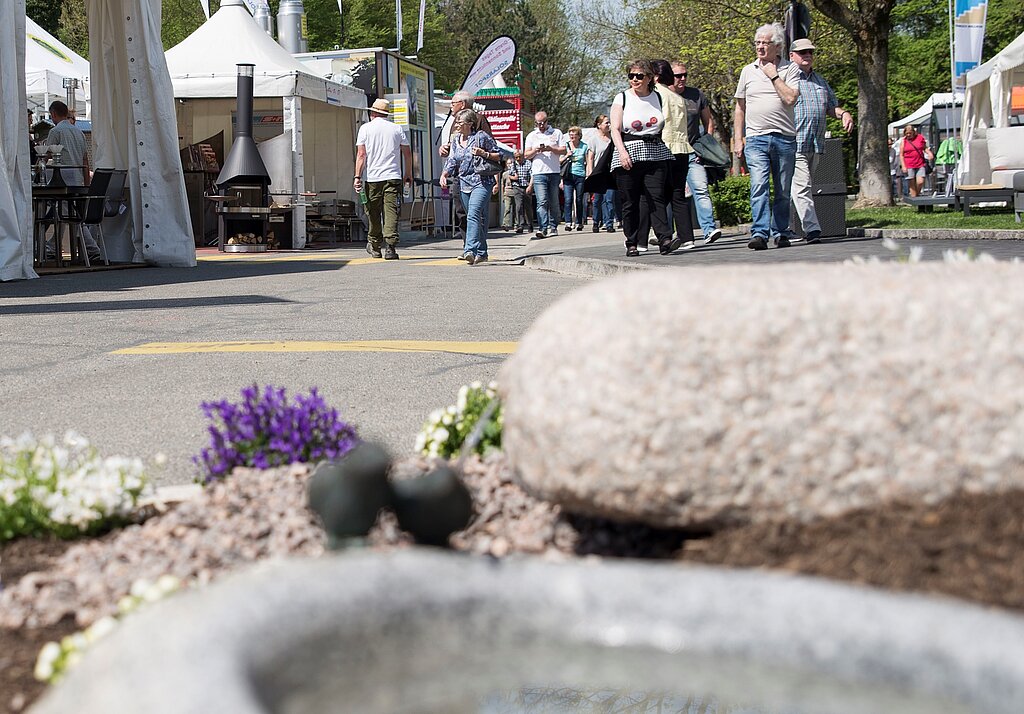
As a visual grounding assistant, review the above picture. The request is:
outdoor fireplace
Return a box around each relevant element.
[213,63,272,252]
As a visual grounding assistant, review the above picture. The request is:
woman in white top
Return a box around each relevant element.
[610,59,683,257]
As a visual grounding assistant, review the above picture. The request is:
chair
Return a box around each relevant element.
[59,168,127,266]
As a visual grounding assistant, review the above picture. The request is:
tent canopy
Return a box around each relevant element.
[964,29,1024,130]
[165,1,364,109]
[25,16,90,114]
[888,92,963,136]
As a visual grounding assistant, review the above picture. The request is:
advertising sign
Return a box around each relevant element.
[385,94,410,126]
[399,60,430,129]
[953,0,988,89]
[460,36,517,95]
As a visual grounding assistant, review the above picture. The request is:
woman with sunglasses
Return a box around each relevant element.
[440,109,500,265]
[609,59,683,257]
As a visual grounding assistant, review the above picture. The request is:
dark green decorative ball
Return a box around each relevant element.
[308,443,392,541]
[391,465,474,547]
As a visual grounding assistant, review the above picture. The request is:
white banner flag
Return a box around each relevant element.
[952,0,988,89]
[199,0,210,20]
[417,0,426,51]
[396,0,403,50]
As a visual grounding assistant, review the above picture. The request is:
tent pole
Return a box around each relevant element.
[948,0,956,95]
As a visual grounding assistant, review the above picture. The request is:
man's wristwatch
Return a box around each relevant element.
[768,75,780,82]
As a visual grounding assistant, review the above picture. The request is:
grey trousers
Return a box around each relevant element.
[790,151,821,235]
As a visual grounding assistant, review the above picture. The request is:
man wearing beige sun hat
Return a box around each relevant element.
[354,98,413,260]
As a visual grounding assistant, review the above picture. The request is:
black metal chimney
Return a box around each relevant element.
[217,63,272,189]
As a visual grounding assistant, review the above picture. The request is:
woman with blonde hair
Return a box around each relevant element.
[559,125,592,231]
[440,108,501,265]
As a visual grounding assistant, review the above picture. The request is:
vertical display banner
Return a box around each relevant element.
[435,36,517,144]
[953,0,988,89]
[417,0,426,51]
[396,0,403,50]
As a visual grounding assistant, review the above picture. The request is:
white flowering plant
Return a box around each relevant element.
[0,431,152,541]
[34,575,182,684]
[415,381,502,459]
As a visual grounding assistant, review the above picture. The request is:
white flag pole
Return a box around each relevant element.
[417,0,426,51]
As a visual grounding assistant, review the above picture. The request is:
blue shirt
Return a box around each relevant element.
[793,70,838,154]
[443,130,499,193]
[565,141,589,177]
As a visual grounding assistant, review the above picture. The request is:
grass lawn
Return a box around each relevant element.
[847,202,1023,230]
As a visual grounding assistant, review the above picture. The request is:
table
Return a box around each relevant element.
[32,184,88,267]
[957,186,1016,216]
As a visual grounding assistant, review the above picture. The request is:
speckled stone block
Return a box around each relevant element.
[500,263,1024,528]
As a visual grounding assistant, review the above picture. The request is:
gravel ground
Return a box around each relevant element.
[0,453,679,630]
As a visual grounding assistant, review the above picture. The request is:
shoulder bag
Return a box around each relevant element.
[472,133,502,177]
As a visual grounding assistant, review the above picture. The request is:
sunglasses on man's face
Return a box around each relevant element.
[673,72,687,79]
[627,72,647,81]
[795,49,814,56]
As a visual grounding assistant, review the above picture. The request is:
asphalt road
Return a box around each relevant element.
[2,226,1022,485]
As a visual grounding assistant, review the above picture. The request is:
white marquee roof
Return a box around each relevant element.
[165,1,365,109]
[25,16,90,105]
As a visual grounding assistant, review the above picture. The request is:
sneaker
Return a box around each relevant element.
[605,225,615,233]
[591,224,600,233]
[470,254,488,266]
[636,243,649,253]
[705,228,723,246]
[549,228,559,237]
[805,230,822,244]
[384,246,399,260]
[660,237,684,255]
[515,228,524,234]
[747,235,769,251]
[366,243,382,258]
[625,246,640,257]
[575,224,583,231]
[775,237,791,249]
[648,237,660,246]
[680,240,696,250]
[501,225,511,231]
[535,230,547,240]
[458,252,471,261]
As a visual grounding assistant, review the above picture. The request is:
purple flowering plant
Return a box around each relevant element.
[194,385,359,483]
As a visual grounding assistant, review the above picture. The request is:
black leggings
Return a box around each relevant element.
[638,154,693,244]
[614,160,671,249]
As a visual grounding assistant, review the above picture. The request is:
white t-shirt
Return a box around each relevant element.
[525,126,564,175]
[620,90,664,136]
[356,117,410,182]
[734,60,801,137]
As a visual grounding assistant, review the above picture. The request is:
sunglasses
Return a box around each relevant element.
[627,72,647,80]
[673,72,688,79]
[795,49,814,55]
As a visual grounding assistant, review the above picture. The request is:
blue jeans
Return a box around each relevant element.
[459,184,491,257]
[743,133,796,240]
[532,173,561,232]
[686,159,717,237]
[562,174,585,226]
[593,189,615,229]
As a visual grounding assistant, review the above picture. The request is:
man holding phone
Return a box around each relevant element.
[524,111,566,239]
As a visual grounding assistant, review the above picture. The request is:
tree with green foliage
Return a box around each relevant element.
[26,0,62,34]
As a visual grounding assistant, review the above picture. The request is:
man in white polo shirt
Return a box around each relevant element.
[733,22,801,251]
[523,111,566,239]
[353,98,412,260]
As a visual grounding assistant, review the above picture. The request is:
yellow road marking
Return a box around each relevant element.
[415,258,466,266]
[197,254,446,265]
[112,340,518,355]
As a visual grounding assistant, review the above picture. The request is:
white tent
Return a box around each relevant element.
[961,30,1024,183]
[165,0,366,248]
[888,92,963,137]
[964,30,1024,131]
[25,16,90,117]
[1,0,195,281]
